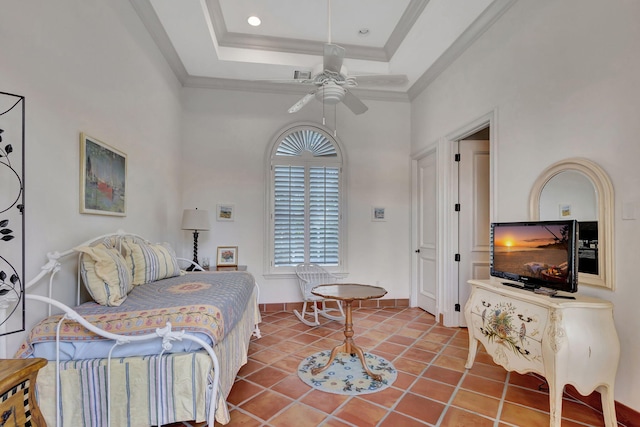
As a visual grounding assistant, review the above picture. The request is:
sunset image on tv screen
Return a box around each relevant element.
[493,224,570,282]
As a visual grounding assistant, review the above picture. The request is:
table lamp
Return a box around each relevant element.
[181,208,210,270]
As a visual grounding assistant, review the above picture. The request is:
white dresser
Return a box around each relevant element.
[464,279,619,427]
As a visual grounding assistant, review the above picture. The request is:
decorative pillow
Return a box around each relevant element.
[76,243,133,306]
[121,238,181,285]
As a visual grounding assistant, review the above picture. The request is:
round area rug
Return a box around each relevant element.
[298,350,397,395]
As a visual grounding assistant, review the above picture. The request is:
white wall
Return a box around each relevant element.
[181,88,412,303]
[0,0,184,355]
[411,0,640,412]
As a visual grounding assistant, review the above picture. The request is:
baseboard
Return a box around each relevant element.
[563,385,639,427]
[259,298,410,313]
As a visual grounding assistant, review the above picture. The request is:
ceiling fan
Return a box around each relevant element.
[267,1,408,115]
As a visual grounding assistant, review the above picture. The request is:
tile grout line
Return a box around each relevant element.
[241,308,613,427]
[373,312,465,426]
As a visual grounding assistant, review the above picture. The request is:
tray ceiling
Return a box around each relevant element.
[132,0,516,100]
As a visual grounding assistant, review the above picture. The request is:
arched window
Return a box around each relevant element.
[266,123,346,274]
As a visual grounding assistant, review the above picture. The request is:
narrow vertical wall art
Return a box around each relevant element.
[0,91,25,336]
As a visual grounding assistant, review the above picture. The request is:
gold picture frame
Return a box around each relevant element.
[216,246,238,267]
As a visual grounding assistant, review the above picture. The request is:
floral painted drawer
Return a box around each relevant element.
[468,288,548,373]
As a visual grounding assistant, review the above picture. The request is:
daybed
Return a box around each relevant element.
[16,231,261,427]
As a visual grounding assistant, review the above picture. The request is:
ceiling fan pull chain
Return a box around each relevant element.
[322,89,326,125]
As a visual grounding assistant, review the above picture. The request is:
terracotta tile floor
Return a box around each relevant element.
[215,307,619,426]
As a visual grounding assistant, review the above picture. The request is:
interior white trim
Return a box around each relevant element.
[407,0,518,100]
[207,0,429,62]
[130,0,189,83]
[181,75,410,102]
[132,0,516,100]
[440,110,497,327]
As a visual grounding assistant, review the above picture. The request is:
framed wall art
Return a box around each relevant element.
[372,206,386,221]
[0,90,25,337]
[216,204,234,221]
[216,246,238,268]
[559,204,572,218]
[80,133,127,216]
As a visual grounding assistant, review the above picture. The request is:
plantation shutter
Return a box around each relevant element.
[270,125,343,269]
[309,167,340,264]
[273,165,340,266]
[274,166,305,266]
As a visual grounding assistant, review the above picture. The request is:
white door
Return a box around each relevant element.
[416,149,438,314]
[456,140,491,326]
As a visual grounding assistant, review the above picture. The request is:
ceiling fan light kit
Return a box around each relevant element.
[315,82,345,105]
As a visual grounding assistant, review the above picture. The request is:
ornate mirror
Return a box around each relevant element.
[529,158,614,289]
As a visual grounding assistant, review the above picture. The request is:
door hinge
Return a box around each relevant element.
[455,303,461,312]
[454,153,461,162]
[455,253,461,262]
[454,203,461,212]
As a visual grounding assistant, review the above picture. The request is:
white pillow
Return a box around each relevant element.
[76,243,133,306]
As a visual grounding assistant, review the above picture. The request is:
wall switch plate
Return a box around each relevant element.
[622,201,636,220]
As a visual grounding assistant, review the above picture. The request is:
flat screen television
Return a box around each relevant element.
[490,220,578,293]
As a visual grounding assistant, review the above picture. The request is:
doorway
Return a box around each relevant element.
[453,129,491,326]
[412,113,494,327]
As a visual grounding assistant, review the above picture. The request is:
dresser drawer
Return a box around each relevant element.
[468,288,548,371]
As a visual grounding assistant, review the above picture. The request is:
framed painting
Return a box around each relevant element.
[216,246,238,267]
[216,204,234,221]
[80,133,127,216]
[372,206,386,221]
[559,204,572,218]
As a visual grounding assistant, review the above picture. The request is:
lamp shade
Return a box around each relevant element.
[181,209,210,231]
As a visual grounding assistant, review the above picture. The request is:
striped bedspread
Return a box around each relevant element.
[39,352,214,426]
[17,271,255,359]
[34,289,260,426]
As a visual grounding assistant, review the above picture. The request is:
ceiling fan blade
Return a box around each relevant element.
[323,43,345,74]
[288,92,317,113]
[351,74,408,86]
[342,90,368,115]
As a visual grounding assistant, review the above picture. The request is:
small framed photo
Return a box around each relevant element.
[217,246,238,267]
[216,204,234,221]
[80,132,127,216]
[559,204,572,218]
[372,206,386,222]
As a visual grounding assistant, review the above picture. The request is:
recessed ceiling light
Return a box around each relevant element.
[247,16,261,27]
[358,28,370,36]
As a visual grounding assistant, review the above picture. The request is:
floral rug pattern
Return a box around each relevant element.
[298,350,397,395]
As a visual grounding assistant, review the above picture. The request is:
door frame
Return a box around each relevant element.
[411,109,498,327]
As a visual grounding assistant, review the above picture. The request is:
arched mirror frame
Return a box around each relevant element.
[529,158,614,290]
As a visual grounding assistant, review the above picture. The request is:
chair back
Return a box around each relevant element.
[295,263,338,298]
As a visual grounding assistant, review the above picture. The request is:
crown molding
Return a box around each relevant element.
[130,0,189,83]
[408,0,518,100]
[132,0,514,102]
[384,0,431,59]
[183,75,409,102]
[205,0,429,63]
[218,32,388,62]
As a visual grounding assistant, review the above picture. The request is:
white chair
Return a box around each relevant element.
[294,263,345,326]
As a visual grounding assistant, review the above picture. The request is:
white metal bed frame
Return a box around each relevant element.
[23,230,259,427]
